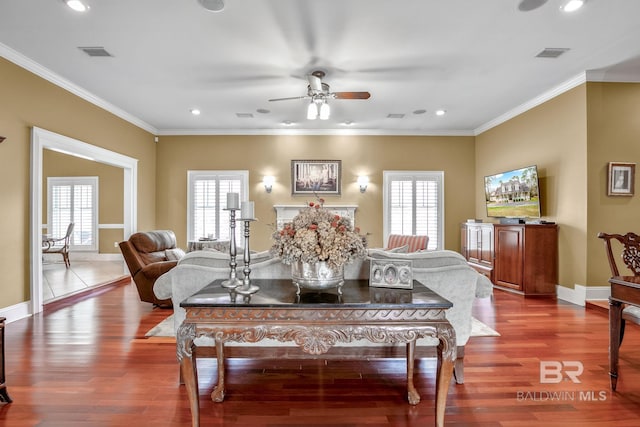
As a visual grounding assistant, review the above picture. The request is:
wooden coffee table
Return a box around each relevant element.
[178,278,456,427]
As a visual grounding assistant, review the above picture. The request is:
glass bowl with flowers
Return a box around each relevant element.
[270,198,368,295]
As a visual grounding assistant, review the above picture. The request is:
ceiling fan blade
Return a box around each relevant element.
[268,95,309,102]
[307,74,323,93]
[333,91,371,100]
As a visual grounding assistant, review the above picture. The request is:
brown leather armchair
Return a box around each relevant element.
[119,230,184,308]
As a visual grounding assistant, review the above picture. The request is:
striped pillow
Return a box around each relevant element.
[386,234,429,252]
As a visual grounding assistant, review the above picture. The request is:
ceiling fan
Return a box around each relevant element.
[268,70,371,120]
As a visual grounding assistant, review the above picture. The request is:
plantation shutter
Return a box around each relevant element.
[384,172,443,250]
[188,171,248,242]
[48,177,98,250]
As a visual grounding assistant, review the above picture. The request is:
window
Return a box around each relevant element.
[47,177,98,251]
[383,171,444,250]
[187,171,249,242]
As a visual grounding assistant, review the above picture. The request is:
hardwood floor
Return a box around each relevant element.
[2,283,640,426]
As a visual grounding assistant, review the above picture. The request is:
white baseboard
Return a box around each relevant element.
[0,301,32,324]
[556,284,610,306]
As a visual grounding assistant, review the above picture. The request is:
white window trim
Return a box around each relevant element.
[47,176,99,251]
[187,170,249,243]
[383,170,444,250]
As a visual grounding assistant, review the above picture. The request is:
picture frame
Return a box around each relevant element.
[291,160,341,195]
[607,162,636,197]
[369,259,413,289]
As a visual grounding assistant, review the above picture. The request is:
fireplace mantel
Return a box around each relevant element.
[273,204,358,229]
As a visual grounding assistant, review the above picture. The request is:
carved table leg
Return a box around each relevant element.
[406,340,420,405]
[177,323,199,427]
[211,339,226,402]
[609,297,622,391]
[435,324,456,427]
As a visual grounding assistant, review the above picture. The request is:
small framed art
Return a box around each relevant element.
[291,160,341,195]
[607,162,635,196]
[369,259,413,289]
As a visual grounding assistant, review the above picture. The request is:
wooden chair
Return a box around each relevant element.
[597,232,640,344]
[42,223,74,268]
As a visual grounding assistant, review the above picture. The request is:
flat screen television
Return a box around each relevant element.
[484,165,541,219]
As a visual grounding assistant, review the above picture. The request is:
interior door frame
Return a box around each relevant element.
[30,127,138,314]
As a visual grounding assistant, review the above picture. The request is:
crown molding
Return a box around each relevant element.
[474,72,587,136]
[0,42,158,135]
[155,128,475,137]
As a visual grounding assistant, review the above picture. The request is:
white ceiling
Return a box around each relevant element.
[2,0,640,136]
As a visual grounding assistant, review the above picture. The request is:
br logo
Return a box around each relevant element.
[540,361,583,383]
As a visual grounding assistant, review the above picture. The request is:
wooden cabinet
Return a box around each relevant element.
[461,223,558,297]
[460,223,494,283]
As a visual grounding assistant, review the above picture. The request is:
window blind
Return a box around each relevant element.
[188,171,248,242]
[48,177,98,250]
[384,172,443,250]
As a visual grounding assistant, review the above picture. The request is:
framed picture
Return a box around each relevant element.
[608,162,636,196]
[369,259,413,289]
[291,160,341,195]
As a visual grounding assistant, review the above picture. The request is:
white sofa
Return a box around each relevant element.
[154,248,493,383]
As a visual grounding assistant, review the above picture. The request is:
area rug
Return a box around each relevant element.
[145,315,500,338]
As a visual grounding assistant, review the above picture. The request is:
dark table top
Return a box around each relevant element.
[181,279,452,310]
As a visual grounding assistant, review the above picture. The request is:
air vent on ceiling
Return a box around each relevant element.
[78,47,113,57]
[387,113,405,119]
[236,113,254,118]
[536,48,570,58]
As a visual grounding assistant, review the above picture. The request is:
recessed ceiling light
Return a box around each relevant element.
[65,0,89,12]
[413,109,427,115]
[236,113,254,118]
[282,120,294,126]
[560,0,584,12]
[198,0,225,12]
[387,113,405,119]
[435,109,446,116]
[256,108,270,114]
[190,108,201,116]
[342,121,355,126]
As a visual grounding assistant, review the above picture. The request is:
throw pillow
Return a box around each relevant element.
[165,248,186,261]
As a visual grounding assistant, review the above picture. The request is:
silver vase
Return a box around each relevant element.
[291,261,345,295]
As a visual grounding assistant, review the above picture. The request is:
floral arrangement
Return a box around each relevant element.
[270,198,368,270]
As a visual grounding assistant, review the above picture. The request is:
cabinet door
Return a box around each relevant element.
[479,225,494,266]
[494,226,524,291]
[467,225,482,264]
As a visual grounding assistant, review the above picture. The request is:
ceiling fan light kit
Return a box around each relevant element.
[270,70,369,121]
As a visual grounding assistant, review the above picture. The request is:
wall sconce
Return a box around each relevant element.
[357,175,369,193]
[263,175,275,193]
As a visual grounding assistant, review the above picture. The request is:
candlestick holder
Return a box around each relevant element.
[235,218,259,302]
[221,208,242,290]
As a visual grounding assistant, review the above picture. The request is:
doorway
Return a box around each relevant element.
[30,127,138,315]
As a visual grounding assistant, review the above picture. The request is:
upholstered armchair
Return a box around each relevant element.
[386,234,429,252]
[119,230,184,307]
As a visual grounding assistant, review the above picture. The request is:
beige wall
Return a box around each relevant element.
[43,150,125,253]
[156,135,477,252]
[475,86,588,288]
[0,57,156,309]
[586,82,640,286]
